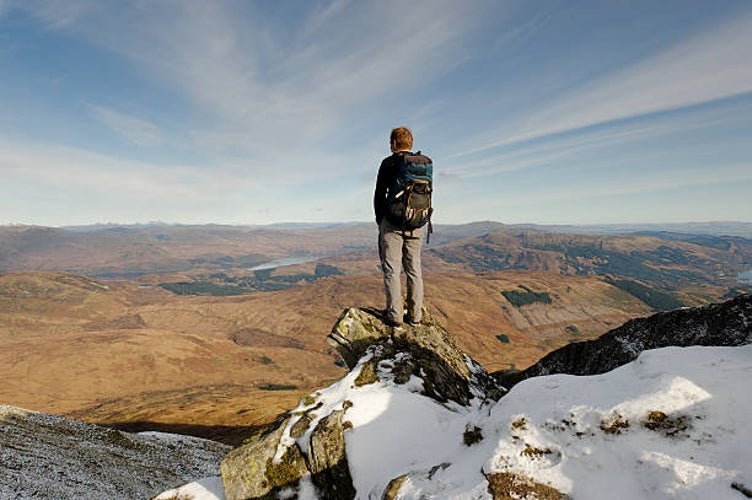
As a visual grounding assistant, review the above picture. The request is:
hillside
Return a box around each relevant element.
[0,223,508,277]
[0,270,650,441]
[0,404,229,498]
[2,223,750,295]
[2,222,750,444]
[0,224,374,277]
[428,227,752,304]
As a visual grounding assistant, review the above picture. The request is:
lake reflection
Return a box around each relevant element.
[249,256,319,271]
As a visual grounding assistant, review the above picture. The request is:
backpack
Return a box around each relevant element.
[386,151,434,241]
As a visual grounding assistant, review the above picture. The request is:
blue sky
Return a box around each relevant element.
[1,0,751,227]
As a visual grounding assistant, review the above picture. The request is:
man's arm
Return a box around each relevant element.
[373,158,389,224]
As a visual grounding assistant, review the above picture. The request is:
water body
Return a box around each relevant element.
[248,256,320,271]
[739,269,752,284]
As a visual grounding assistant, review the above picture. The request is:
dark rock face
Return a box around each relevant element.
[495,293,752,388]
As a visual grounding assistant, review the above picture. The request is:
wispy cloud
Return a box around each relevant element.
[8,0,91,28]
[89,106,164,147]
[0,135,364,225]
[301,0,351,39]
[0,137,225,201]
[22,0,485,161]
[3,1,750,225]
[448,95,752,180]
[440,161,752,226]
[464,10,752,155]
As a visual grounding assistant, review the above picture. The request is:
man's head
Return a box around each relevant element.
[390,126,413,152]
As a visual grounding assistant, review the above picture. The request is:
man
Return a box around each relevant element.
[373,126,425,328]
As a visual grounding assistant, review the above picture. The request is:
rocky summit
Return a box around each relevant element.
[218,295,752,500]
[220,307,506,500]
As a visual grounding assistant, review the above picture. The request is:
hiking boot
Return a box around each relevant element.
[404,316,421,327]
[385,317,404,330]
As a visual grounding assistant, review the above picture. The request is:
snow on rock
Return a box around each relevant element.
[476,344,752,499]
[154,476,225,500]
[214,301,752,499]
[217,345,752,499]
[276,344,752,499]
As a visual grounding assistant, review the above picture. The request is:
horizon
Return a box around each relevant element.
[1,1,752,226]
[2,218,752,232]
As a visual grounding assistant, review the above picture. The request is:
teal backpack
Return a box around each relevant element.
[386,151,434,241]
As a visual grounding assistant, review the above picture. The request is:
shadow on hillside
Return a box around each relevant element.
[104,421,271,446]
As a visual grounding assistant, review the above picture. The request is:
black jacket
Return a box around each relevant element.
[373,152,408,224]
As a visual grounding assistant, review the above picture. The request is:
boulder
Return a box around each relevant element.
[328,307,505,405]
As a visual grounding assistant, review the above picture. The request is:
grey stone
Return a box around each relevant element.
[0,405,229,499]
[307,409,356,499]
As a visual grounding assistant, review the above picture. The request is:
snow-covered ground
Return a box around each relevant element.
[161,343,752,499]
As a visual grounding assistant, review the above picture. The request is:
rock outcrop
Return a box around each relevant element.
[220,307,505,499]
[328,307,505,405]
[495,293,752,388]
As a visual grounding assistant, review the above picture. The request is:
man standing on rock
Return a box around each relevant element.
[373,126,433,328]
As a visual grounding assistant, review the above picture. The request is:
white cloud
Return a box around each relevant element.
[466,10,752,154]
[89,106,164,147]
[11,0,92,28]
[480,163,752,207]
[19,1,487,157]
[0,138,227,201]
[302,0,351,39]
[448,93,752,180]
[0,135,370,225]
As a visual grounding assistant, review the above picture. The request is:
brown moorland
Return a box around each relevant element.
[2,222,748,443]
[0,269,656,443]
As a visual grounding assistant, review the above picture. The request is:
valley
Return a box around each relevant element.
[1,221,750,444]
[1,269,652,443]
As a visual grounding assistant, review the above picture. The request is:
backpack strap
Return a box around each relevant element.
[425,214,433,244]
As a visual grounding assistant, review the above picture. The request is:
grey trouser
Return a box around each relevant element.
[378,219,424,324]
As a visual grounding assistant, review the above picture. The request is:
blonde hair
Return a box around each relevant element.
[390,127,413,151]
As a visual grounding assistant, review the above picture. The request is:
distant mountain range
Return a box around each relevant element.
[428,226,752,304]
[2,221,751,282]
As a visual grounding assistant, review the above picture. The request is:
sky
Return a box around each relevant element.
[156,343,752,499]
[1,0,751,227]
